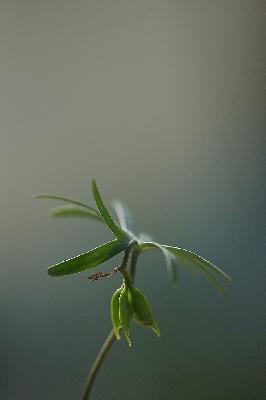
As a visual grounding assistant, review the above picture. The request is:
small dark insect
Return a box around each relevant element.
[88,271,114,281]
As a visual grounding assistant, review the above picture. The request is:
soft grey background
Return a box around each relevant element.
[0,1,265,399]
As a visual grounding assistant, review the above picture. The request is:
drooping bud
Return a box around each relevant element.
[129,287,160,337]
[119,285,133,346]
[111,284,124,340]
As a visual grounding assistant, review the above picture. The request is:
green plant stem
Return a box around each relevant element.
[129,249,139,281]
[81,248,140,400]
[81,329,116,400]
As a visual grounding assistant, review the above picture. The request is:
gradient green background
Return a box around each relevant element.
[0,1,265,399]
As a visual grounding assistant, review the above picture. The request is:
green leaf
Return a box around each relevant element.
[91,180,128,239]
[111,285,124,340]
[129,287,160,337]
[138,242,231,295]
[33,193,100,216]
[48,204,103,222]
[163,245,230,296]
[48,239,129,276]
[119,285,133,346]
[163,245,232,282]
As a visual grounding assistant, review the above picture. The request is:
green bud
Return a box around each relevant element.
[129,287,160,337]
[119,285,133,346]
[111,285,124,340]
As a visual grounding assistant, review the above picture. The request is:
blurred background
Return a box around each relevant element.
[0,1,265,399]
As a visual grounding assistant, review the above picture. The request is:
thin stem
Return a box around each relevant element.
[81,247,140,400]
[119,268,133,286]
[130,248,140,281]
[81,330,116,400]
[120,240,137,270]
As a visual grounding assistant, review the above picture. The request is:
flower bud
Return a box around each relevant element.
[119,285,133,346]
[129,287,160,337]
[111,285,124,340]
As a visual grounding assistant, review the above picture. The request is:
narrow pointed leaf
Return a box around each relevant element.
[48,239,128,276]
[91,180,128,239]
[33,193,100,216]
[138,242,230,294]
[48,204,103,222]
[163,245,232,282]
[162,246,229,295]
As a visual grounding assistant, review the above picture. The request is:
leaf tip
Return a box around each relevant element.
[47,267,55,276]
[48,208,56,218]
[152,324,161,337]
[91,179,98,192]
[47,265,58,277]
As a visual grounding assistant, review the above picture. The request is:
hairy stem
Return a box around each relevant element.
[81,248,140,400]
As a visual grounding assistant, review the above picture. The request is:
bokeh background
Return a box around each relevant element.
[0,1,265,399]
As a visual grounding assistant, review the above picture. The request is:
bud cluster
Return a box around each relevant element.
[111,282,160,346]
